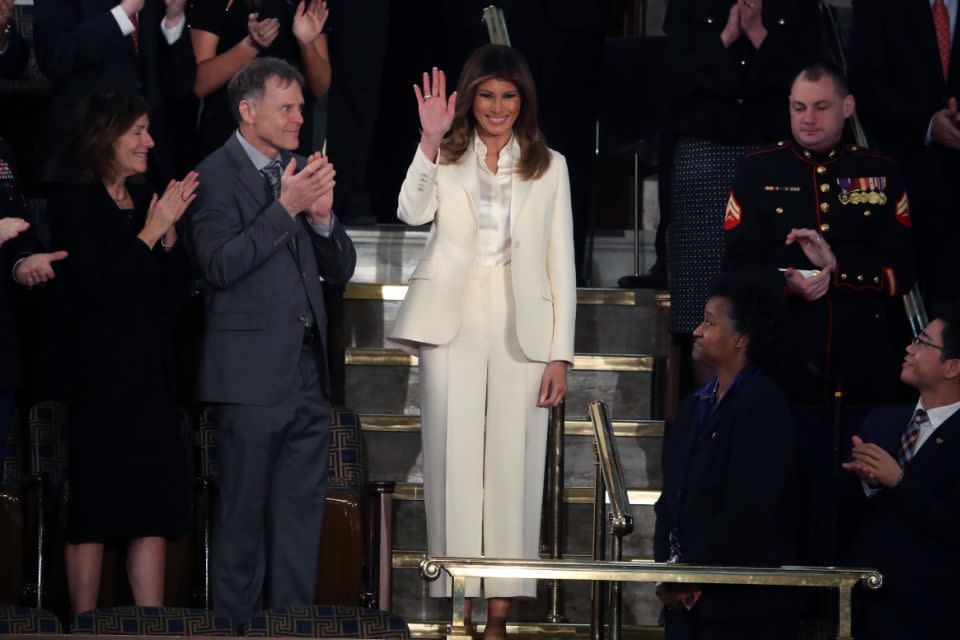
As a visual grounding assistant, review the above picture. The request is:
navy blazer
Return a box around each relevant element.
[842,403,960,640]
[654,369,804,624]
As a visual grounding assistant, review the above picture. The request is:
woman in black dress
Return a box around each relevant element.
[190,0,330,159]
[56,92,199,614]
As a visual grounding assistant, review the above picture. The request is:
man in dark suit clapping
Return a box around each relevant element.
[189,57,355,624]
[842,303,960,640]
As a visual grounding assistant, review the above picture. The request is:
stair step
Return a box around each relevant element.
[360,414,664,437]
[346,348,653,372]
[345,283,669,307]
[407,622,664,639]
[391,551,655,570]
[392,483,660,505]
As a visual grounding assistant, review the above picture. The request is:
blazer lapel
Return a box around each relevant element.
[509,139,534,239]
[224,135,269,212]
[910,407,960,465]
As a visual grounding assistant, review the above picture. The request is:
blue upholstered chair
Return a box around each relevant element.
[242,605,409,639]
[0,605,63,634]
[197,406,395,610]
[71,606,233,635]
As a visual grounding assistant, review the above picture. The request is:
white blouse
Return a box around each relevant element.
[470,134,518,266]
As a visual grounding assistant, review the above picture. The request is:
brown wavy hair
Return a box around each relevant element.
[72,92,150,183]
[439,44,550,180]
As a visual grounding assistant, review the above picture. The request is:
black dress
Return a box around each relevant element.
[190,0,320,159]
[56,182,191,542]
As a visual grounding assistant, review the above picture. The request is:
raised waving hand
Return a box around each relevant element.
[414,67,457,162]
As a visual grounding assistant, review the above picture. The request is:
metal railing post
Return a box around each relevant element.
[590,441,606,640]
[546,401,567,623]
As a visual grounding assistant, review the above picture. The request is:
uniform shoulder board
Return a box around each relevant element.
[744,141,790,159]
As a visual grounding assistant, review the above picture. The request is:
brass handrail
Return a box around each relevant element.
[589,402,634,536]
[482,6,511,46]
[588,401,634,640]
[420,557,882,640]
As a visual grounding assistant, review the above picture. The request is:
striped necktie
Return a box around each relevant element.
[898,408,930,467]
[933,0,952,83]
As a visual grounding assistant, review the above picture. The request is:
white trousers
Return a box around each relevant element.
[419,264,548,599]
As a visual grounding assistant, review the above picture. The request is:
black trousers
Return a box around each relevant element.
[211,345,332,623]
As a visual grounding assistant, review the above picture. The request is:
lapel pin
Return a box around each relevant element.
[936,437,944,445]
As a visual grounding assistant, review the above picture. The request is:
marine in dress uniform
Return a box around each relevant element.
[723,139,916,406]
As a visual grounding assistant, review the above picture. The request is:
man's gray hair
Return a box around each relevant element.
[228,57,305,125]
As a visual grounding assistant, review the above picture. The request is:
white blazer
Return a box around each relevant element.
[388,143,577,364]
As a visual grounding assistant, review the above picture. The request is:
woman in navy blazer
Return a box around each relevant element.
[654,274,804,639]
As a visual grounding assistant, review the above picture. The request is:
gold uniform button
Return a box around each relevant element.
[828,149,837,158]
[775,207,784,215]
[820,203,830,213]
[873,276,880,284]
[817,165,827,174]
[849,144,859,151]
[777,140,786,147]
[820,223,830,232]
[857,275,864,282]
[864,210,872,217]
[841,273,848,280]
[803,150,812,158]
[820,183,830,193]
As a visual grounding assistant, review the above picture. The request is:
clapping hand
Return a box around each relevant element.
[139,171,200,248]
[247,13,280,50]
[784,228,836,301]
[14,251,69,287]
[414,67,457,162]
[842,435,903,488]
[720,2,741,47]
[292,0,328,46]
[120,0,145,18]
[278,155,335,216]
[0,217,29,246]
[303,151,335,226]
[932,97,960,150]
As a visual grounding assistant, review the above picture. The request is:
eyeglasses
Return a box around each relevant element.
[912,335,945,351]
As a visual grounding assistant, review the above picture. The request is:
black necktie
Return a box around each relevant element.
[261,160,282,201]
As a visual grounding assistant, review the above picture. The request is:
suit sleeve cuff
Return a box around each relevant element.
[111,5,136,36]
[308,214,335,238]
[161,15,185,44]
[925,114,935,146]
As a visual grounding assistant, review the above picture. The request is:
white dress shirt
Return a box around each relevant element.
[471,134,517,267]
[111,4,185,46]
[863,398,960,496]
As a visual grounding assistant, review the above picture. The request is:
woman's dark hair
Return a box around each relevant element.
[72,92,150,183]
[709,273,786,370]
[439,44,551,180]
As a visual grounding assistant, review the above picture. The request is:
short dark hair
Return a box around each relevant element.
[72,92,150,182]
[795,61,850,98]
[709,273,786,369]
[228,57,305,125]
[931,302,960,360]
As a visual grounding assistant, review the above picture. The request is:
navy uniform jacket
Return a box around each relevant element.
[723,141,916,405]
[654,368,803,627]
[841,404,960,640]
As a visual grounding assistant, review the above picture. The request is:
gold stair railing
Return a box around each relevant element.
[589,401,633,640]
[420,557,882,640]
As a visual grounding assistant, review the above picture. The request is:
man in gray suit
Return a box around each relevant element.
[189,57,356,623]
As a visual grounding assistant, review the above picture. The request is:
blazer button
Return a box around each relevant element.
[513,241,520,249]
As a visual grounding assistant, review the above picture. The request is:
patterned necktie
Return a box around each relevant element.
[261,160,282,201]
[898,408,930,467]
[131,12,140,56]
[933,0,951,83]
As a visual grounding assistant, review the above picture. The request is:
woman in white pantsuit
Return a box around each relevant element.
[388,45,576,639]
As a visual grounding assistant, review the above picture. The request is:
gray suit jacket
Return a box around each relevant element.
[189,134,356,406]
